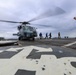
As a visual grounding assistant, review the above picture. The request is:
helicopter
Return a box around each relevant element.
[17,23,37,41]
[0,7,65,41]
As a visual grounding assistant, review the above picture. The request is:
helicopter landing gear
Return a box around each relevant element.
[29,37,35,41]
[18,36,35,41]
[18,37,22,40]
[32,37,35,41]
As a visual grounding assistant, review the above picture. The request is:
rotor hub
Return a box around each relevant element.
[22,22,30,25]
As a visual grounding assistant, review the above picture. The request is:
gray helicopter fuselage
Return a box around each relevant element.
[17,25,37,40]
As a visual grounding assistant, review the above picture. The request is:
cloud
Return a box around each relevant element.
[0,0,76,38]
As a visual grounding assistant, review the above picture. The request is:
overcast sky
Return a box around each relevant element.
[0,0,76,38]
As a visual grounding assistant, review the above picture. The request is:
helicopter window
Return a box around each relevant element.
[29,27,33,31]
[25,26,29,30]
[22,26,35,31]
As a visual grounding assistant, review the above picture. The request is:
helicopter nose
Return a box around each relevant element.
[24,32,27,37]
[24,32,30,37]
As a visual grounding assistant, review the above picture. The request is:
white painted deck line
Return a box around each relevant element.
[0,50,3,53]
[6,47,23,52]
[0,41,17,44]
[0,46,76,75]
[62,41,76,47]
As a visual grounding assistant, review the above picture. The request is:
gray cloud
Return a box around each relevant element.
[0,0,76,38]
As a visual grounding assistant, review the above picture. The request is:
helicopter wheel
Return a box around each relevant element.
[18,37,22,40]
[32,37,35,41]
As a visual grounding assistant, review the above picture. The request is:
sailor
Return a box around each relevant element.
[39,33,42,39]
[45,33,48,39]
[49,32,52,39]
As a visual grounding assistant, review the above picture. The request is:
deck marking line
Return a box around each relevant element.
[62,41,76,47]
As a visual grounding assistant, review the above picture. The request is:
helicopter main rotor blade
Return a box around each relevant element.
[30,23,55,28]
[0,20,20,23]
[28,7,65,22]
[0,20,30,25]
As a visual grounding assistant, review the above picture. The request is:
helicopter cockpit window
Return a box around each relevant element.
[24,26,29,30]
[29,27,34,31]
[23,26,32,30]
